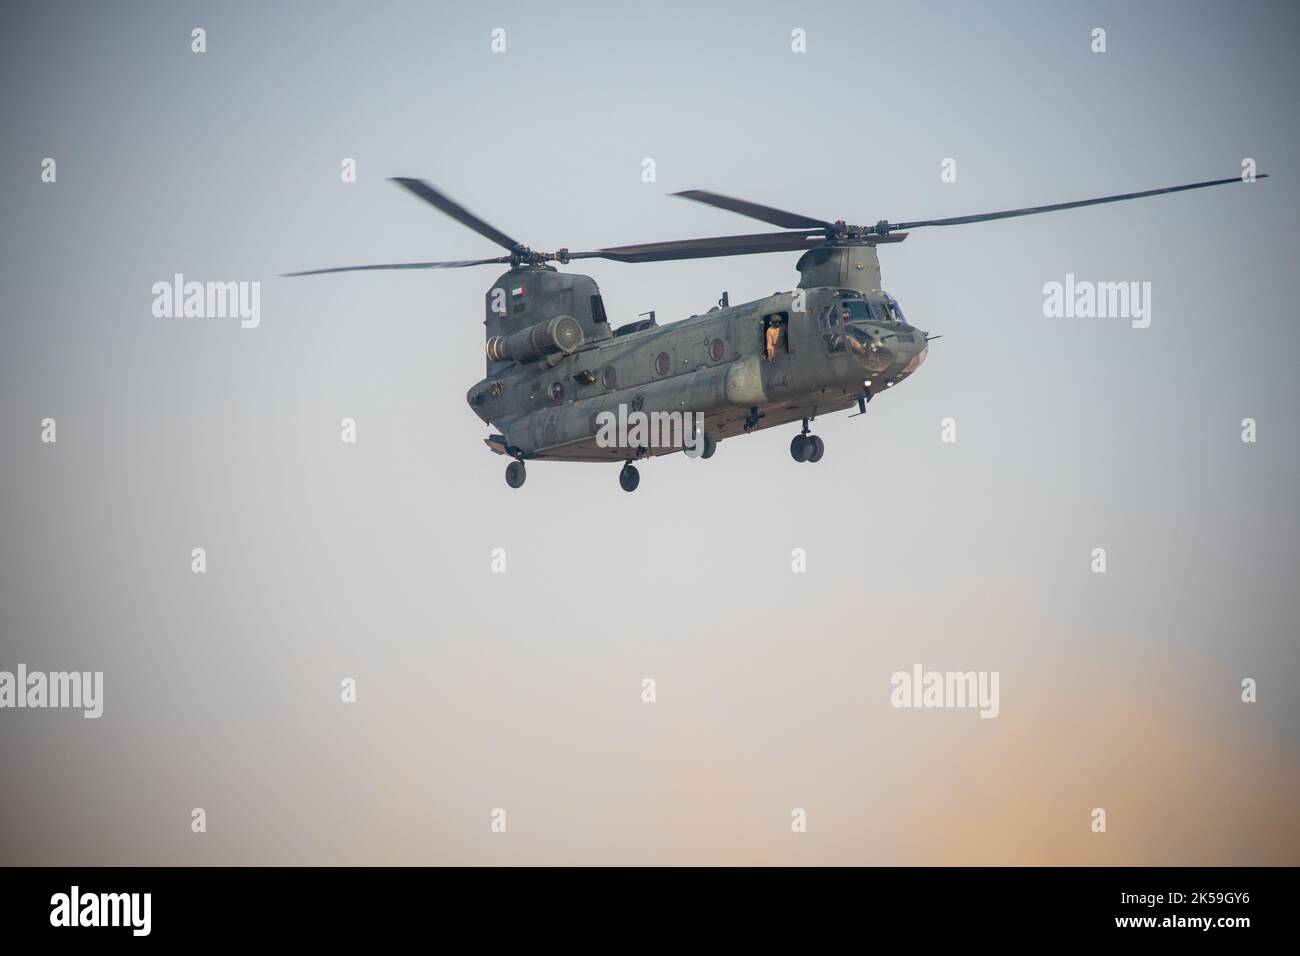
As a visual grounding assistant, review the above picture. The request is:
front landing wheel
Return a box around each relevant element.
[505,460,527,489]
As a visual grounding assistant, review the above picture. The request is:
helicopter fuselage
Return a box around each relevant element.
[467,254,929,463]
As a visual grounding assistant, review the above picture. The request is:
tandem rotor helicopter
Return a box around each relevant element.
[288,173,1263,492]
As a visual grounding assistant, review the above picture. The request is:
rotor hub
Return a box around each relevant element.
[509,245,572,268]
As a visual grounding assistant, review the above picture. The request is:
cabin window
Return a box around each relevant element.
[591,295,608,324]
[655,352,671,375]
[603,366,617,388]
[709,338,725,361]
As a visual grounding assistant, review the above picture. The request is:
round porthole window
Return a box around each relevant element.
[603,366,617,389]
[548,382,564,402]
[709,338,725,362]
[655,352,671,375]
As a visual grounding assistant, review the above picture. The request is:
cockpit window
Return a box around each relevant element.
[884,294,908,325]
[843,298,901,322]
[843,324,872,346]
[840,300,874,322]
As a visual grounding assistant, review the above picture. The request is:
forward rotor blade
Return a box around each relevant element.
[672,190,833,230]
[282,256,508,277]
[585,230,825,264]
[389,178,521,251]
[889,175,1267,231]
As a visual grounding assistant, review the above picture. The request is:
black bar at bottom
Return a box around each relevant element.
[0,866,1284,941]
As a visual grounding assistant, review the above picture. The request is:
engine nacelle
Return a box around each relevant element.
[486,315,584,364]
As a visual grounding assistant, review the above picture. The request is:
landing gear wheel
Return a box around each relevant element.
[790,434,811,462]
[505,460,527,489]
[702,432,717,459]
[619,463,640,493]
[807,435,825,462]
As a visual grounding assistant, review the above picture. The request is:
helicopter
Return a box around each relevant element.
[287,173,1264,492]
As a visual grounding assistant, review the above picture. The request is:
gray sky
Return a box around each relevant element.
[1,0,1297,864]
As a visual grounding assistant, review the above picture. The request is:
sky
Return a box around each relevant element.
[1,0,1297,864]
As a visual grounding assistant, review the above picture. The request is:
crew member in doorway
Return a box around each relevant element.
[765,320,785,363]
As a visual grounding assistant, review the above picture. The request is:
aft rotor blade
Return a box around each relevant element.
[585,230,825,264]
[889,175,1267,231]
[672,190,833,230]
[282,256,508,277]
[389,177,522,252]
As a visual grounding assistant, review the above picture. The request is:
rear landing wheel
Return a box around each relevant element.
[619,463,640,493]
[790,434,811,462]
[807,435,825,462]
[505,460,526,489]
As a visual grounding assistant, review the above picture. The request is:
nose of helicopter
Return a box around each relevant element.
[843,323,929,383]
[896,332,929,379]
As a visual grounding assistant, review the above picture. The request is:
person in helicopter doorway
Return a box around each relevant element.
[765,318,786,363]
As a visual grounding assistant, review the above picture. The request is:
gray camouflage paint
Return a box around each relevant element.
[466,244,929,462]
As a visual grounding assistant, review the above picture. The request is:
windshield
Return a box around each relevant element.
[843,324,872,347]
[884,294,907,325]
[840,298,894,323]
